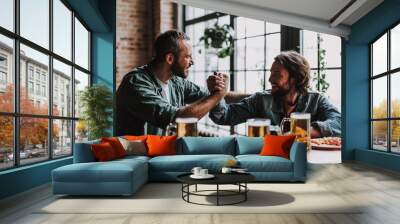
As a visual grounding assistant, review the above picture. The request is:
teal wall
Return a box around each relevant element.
[0,158,72,199]
[91,32,115,136]
[92,32,114,96]
[66,0,111,32]
[343,0,400,171]
[91,0,116,135]
[0,0,116,200]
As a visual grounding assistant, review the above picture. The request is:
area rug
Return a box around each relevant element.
[37,183,362,214]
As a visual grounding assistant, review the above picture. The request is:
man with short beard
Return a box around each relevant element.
[209,51,341,138]
[116,30,230,135]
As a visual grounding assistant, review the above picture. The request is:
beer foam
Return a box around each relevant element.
[290,113,311,119]
[176,117,198,123]
[246,118,271,126]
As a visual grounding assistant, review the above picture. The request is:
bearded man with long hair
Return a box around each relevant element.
[209,51,341,138]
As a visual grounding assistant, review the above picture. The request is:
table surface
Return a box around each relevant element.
[177,172,255,185]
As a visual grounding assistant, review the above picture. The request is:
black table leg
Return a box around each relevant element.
[187,184,190,202]
[179,182,251,206]
[181,183,183,199]
[245,183,247,201]
[217,184,219,206]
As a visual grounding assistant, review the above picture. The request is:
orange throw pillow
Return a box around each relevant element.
[91,142,118,161]
[146,135,177,157]
[101,137,126,158]
[260,135,296,159]
[124,135,148,141]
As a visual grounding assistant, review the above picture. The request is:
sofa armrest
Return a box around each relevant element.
[289,141,307,181]
[73,140,100,163]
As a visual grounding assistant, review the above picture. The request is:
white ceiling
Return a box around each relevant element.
[174,0,384,38]
[225,0,352,23]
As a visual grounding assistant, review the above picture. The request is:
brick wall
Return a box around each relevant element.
[153,0,178,40]
[116,0,177,87]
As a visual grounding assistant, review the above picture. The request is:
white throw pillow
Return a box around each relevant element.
[118,137,147,156]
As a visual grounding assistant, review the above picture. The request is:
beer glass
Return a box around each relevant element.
[280,113,311,150]
[247,118,271,137]
[176,117,198,137]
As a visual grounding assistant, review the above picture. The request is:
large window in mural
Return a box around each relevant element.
[183,7,342,130]
[370,23,400,153]
[0,0,91,171]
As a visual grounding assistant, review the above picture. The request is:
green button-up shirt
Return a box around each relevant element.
[116,64,209,135]
[209,91,341,137]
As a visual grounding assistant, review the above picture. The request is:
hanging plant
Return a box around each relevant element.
[199,23,234,58]
[313,33,330,93]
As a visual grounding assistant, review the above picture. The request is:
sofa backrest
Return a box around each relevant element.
[73,139,100,163]
[177,137,236,155]
[235,136,263,155]
[73,136,264,162]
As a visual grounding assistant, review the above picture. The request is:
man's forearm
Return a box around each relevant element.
[176,93,224,119]
[224,92,251,103]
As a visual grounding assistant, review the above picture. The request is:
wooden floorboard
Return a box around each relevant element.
[1,162,400,224]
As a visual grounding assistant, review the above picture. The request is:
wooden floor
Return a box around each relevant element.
[1,162,400,224]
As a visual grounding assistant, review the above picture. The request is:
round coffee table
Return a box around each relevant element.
[177,173,255,206]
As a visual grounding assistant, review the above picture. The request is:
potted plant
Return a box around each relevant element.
[79,84,113,140]
[199,22,234,58]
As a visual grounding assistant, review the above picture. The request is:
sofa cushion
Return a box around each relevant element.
[91,142,118,161]
[118,137,147,156]
[148,154,235,172]
[53,163,132,183]
[235,137,263,155]
[101,137,127,158]
[146,135,177,156]
[52,157,149,195]
[52,158,147,183]
[260,135,296,159]
[115,155,150,163]
[236,155,293,172]
[124,135,148,141]
[178,137,236,155]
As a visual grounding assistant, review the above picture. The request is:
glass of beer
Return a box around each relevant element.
[247,118,271,137]
[176,117,198,137]
[280,113,311,150]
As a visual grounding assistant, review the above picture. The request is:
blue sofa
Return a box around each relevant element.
[52,136,307,196]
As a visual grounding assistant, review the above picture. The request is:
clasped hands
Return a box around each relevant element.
[206,72,228,97]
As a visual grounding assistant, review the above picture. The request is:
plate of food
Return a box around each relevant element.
[311,137,341,150]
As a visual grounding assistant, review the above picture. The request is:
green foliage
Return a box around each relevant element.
[199,23,234,58]
[79,84,113,140]
[313,34,330,93]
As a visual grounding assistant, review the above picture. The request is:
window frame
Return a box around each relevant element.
[183,9,233,135]
[369,20,400,154]
[300,31,342,90]
[0,0,92,171]
[233,19,281,94]
[183,8,284,135]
